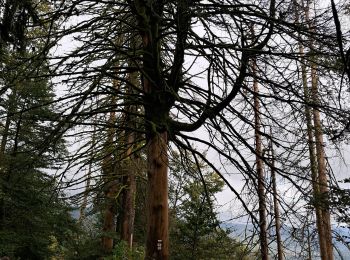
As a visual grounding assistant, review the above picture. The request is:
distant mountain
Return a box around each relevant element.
[221,222,350,260]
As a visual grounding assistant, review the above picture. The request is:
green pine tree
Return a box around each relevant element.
[0,2,78,259]
[169,151,252,260]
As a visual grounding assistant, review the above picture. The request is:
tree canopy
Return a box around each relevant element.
[0,0,350,259]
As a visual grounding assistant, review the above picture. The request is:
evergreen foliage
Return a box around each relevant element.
[169,152,253,259]
[0,2,77,258]
[0,0,350,259]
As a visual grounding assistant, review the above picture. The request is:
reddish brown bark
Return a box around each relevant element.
[120,66,138,248]
[303,0,333,257]
[101,93,118,253]
[293,1,332,258]
[311,63,333,260]
[102,179,118,253]
[120,131,136,248]
[299,41,328,260]
[137,4,170,257]
[145,131,169,260]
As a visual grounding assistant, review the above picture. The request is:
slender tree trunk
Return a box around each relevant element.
[306,214,312,260]
[101,180,118,253]
[294,1,331,258]
[120,131,136,248]
[300,44,328,260]
[310,62,333,260]
[101,94,118,253]
[120,165,136,249]
[252,55,268,260]
[120,67,138,248]
[269,130,283,260]
[303,1,333,258]
[101,153,118,253]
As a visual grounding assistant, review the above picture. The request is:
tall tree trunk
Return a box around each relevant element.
[145,131,169,260]
[294,1,330,258]
[252,54,268,260]
[120,67,138,248]
[303,1,333,258]
[143,41,170,258]
[310,62,333,260]
[136,1,170,257]
[101,152,118,253]
[101,33,125,251]
[299,41,328,260]
[142,29,170,258]
[269,129,283,260]
[306,214,312,260]
[101,179,118,253]
[120,126,136,248]
[119,42,139,247]
[101,95,118,253]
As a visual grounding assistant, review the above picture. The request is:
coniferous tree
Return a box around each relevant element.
[0,2,77,259]
[24,0,350,258]
[168,151,253,259]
